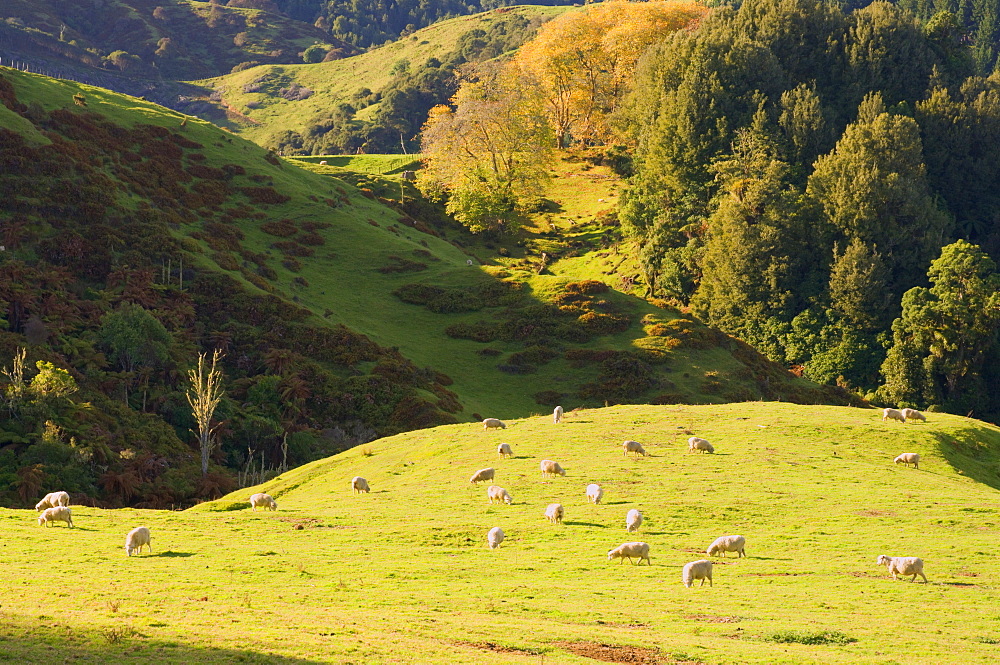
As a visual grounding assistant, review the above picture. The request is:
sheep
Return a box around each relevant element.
[483,418,506,430]
[625,509,643,533]
[707,534,746,558]
[882,408,906,423]
[318,160,328,165]
[497,443,513,459]
[540,459,566,478]
[894,453,920,469]
[469,467,496,484]
[487,485,513,505]
[249,492,277,511]
[607,541,650,565]
[553,405,564,424]
[623,440,647,457]
[688,436,714,453]
[877,554,927,582]
[586,483,603,504]
[487,526,505,550]
[682,559,714,587]
[125,526,152,557]
[35,491,70,511]
[901,408,927,423]
[545,503,564,524]
[352,476,370,493]
[37,506,73,528]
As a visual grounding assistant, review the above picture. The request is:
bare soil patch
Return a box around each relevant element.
[554,641,693,664]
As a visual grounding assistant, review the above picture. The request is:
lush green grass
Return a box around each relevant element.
[289,154,423,175]
[3,402,1000,662]
[192,5,573,147]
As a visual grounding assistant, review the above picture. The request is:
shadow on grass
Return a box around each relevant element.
[151,551,196,558]
[563,521,606,528]
[604,501,629,505]
[0,615,321,664]
[933,427,1000,491]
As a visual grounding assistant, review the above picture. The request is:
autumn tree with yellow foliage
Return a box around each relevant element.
[516,0,706,146]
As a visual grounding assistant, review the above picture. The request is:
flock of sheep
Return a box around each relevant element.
[31,403,931,585]
[466,405,932,586]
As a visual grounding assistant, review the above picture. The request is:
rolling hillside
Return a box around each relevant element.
[2,403,1000,662]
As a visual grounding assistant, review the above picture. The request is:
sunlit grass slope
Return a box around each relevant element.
[4,403,999,663]
[191,5,574,147]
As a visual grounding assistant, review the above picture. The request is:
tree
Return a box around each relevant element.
[186,350,225,476]
[419,62,553,235]
[98,303,172,374]
[1,347,27,413]
[303,44,327,64]
[29,361,77,398]
[879,240,1000,411]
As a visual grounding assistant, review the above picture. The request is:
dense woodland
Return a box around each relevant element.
[618,0,1000,418]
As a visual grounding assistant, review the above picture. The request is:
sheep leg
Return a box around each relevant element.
[920,572,927,583]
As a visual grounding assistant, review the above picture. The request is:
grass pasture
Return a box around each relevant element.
[3,403,1000,663]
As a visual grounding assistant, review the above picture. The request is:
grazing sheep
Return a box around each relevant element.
[545,503,564,524]
[487,485,513,505]
[901,408,927,423]
[682,559,714,587]
[37,506,73,528]
[623,440,647,457]
[319,160,328,165]
[626,509,643,533]
[487,526,505,550]
[553,405,564,424]
[483,418,506,430]
[707,534,746,558]
[125,526,152,557]
[893,453,920,469]
[882,408,906,423]
[352,476,370,493]
[688,437,714,453]
[586,483,604,504]
[877,554,927,582]
[540,460,566,478]
[35,491,70,511]
[249,492,277,511]
[497,443,513,459]
[607,541,650,565]
[469,467,496,484]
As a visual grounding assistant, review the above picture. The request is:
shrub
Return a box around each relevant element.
[261,219,298,237]
[765,630,856,646]
[444,323,497,342]
[564,280,609,295]
[508,345,557,366]
[239,186,290,204]
[578,311,630,336]
[533,390,562,406]
[377,256,428,274]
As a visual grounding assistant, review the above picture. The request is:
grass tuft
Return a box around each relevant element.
[765,629,857,645]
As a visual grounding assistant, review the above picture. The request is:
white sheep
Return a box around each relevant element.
[894,453,920,469]
[497,443,513,459]
[545,503,564,524]
[540,460,566,478]
[877,554,927,582]
[688,436,714,453]
[352,476,370,493]
[487,485,513,505]
[586,483,603,504]
[318,160,328,165]
[35,491,70,511]
[682,559,714,587]
[249,492,277,511]
[625,509,642,533]
[882,408,906,423]
[623,440,647,457]
[487,526,505,550]
[125,526,152,556]
[901,408,927,423]
[483,418,506,430]
[469,467,496,484]
[553,405,564,424]
[607,541,650,565]
[37,506,73,528]
[707,534,746,558]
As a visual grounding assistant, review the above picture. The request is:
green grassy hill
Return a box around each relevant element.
[187,5,573,149]
[2,403,1000,662]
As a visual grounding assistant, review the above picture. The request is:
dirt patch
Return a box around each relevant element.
[685,614,740,623]
[596,620,649,629]
[956,571,980,577]
[554,641,690,664]
[460,641,542,655]
[745,572,807,577]
[848,571,881,578]
[856,509,896,517]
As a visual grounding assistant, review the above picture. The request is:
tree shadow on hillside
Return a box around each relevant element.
[0,616,322,664]
[933,428,1000,491]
